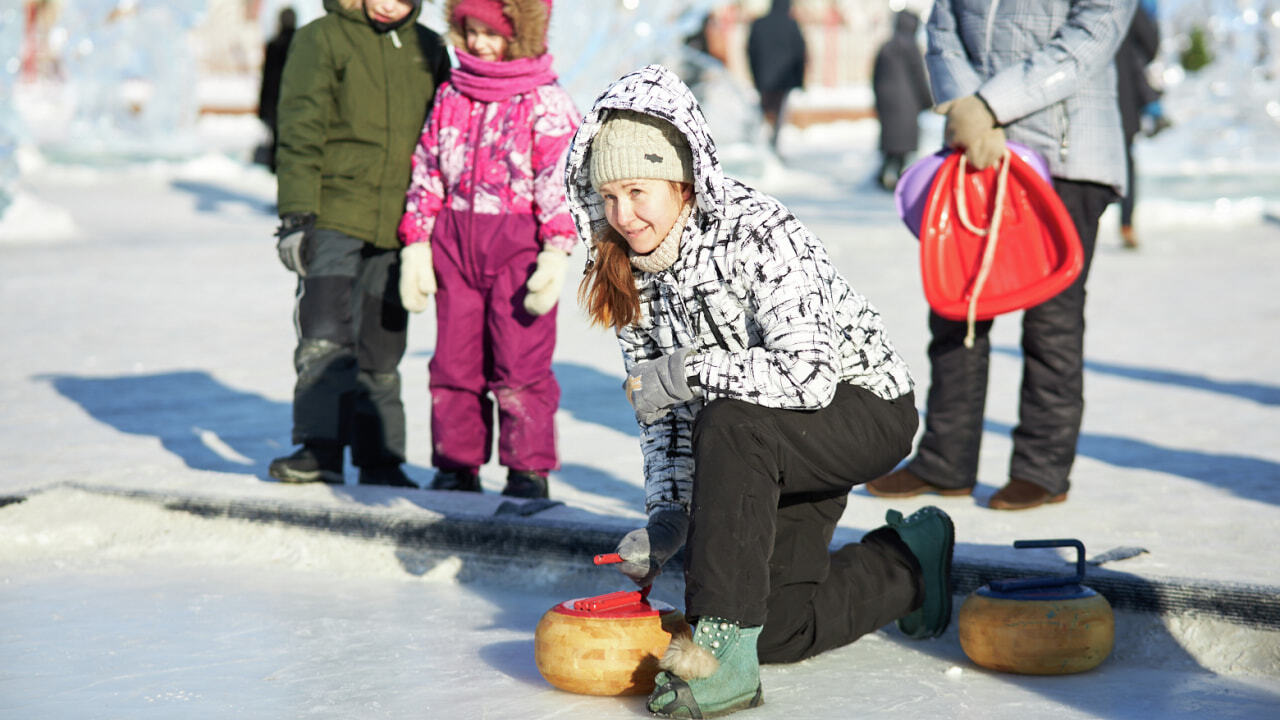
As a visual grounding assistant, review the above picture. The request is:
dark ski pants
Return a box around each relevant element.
[908,179,1115,495]
[291,229,408,469]
[1120,140,1137,227]
[684,384,923,663]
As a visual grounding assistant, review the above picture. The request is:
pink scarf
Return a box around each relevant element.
[449,51,558,102]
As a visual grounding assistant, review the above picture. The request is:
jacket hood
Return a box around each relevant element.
[445,0,551,61]
[565,64,728,264]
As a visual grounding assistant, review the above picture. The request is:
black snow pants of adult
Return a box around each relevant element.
[907,179,1116,496]
[291,228,409,469]
[684,383,924,664]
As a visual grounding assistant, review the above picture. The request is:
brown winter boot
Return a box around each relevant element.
[988,478,1067,510]
[866,468,973,498]
[1120,225,1139,249]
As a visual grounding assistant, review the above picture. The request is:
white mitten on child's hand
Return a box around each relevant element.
[523,248,569,316]
[399,242,436,313]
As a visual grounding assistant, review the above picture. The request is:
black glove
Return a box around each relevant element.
[614,509,689,587]
[276,213,316,276]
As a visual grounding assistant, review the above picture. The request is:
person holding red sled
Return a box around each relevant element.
[868,0,1137,510]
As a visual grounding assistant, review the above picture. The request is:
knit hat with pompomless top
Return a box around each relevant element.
[590,110,695,192]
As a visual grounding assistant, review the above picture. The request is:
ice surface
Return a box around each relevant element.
[2,489,1278,719]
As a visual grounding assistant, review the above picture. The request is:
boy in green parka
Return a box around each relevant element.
[270,0,450,487]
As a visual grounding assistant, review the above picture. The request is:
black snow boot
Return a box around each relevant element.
[502,470,549,499]
[269,443,343,484]
[358,465,418,488]
[429,468,482,493]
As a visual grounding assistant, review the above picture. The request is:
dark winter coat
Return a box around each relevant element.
[873,12,933,155]
[1116,5,1160,143]
[275,0,450,249]
[746,0,807,94]
[257,27,293,130]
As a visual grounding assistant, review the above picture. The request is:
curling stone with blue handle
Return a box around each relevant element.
[958,539,1114,675]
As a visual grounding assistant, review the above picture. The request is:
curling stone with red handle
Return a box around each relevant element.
[534,554,690,696]
[959,539,1114,675]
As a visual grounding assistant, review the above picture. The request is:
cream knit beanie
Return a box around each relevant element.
[589,110,694,191]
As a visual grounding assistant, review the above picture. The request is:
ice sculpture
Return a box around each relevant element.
[1,4,23,218]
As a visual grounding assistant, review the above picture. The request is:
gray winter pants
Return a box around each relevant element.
[291,229,408,469]
[683,384,923,663]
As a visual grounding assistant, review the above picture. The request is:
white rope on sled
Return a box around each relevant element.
[953,147,1013,348]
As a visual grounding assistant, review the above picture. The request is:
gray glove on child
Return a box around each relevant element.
[624,347,698,425]
[276,213,316,276]
[936,94,1007,170]
[615,509,690,587]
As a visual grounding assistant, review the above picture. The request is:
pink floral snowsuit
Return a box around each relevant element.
[400,51,580,474]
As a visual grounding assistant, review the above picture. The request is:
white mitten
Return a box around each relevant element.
[523,247,569,316]
[399,242,437,313]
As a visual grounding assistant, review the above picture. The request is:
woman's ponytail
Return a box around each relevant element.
[578,227,641,331]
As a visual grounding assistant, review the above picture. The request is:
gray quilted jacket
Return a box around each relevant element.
[565,65,914,515]
[926,0,1137,193]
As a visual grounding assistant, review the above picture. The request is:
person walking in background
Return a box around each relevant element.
[269,0,450,487]
[1116,0,1161,249]
[872,9,933,191]
[398,0,579,499]
[567,64,953,718]
[867,0,1136,510]
[255,5,296,173]
[746,0,807,152]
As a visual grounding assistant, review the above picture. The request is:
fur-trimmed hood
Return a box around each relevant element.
[445,0,552,61]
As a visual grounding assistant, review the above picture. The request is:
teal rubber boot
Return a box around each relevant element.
[885,506,955,639]
[647,617,764,718]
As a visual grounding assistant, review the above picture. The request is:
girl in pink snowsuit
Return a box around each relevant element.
[398,0,579,498]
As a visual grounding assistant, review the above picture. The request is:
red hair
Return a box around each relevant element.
[578,225,640,330]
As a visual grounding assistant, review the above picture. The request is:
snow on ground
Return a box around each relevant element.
[1,102,1278,717]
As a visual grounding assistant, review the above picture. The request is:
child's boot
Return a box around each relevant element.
[502,469,549,499]
[268,442,343,484]
[647,616,764,718]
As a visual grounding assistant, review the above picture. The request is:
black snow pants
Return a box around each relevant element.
[907,179,1115,495]
[291,229,408,469]
[684,383,924,663]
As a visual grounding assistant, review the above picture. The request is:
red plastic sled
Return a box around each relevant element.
[919,150,1083,321]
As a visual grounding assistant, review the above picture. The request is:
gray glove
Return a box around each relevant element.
[936,94,1007,170]
[276,213,316,276]
[624,348,697,425]
[615,509,689,587]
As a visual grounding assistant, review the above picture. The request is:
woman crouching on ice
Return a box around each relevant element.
[566,65,957,717]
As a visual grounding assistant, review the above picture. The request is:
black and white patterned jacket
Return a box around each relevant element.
[565,65,914,515]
